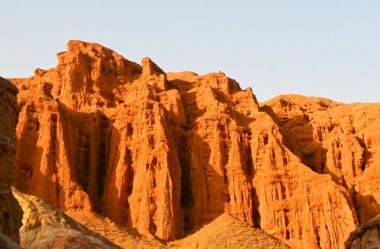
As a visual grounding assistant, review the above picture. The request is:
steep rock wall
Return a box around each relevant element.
[0,77,22,242]
[10,41,369,248]
[264,95,380,226]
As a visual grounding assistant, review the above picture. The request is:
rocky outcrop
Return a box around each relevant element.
[345,214,380,249]
[12,188,120,249]
[12,41,182,241]
[0,77,22,243]
[10,40,380,248]
[263,95,380,226]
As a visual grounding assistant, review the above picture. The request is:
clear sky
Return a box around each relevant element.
[1,0,379,103]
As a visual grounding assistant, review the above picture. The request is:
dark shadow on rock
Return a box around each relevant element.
[353,192,380,225]
[168,77,256,236]
[355,137,373,173]
[260,105,327,174]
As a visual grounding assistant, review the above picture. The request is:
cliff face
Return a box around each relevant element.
[0,77,22,242]
[9,40,379,248]
[263,95,380,226]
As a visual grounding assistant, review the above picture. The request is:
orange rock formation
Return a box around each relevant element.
[9,41,380,248]
[0,77,22,243]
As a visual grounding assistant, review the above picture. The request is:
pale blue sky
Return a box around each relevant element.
[1,0,379,103]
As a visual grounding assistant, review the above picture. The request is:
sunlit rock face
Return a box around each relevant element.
[264,95,380,226]
[10,40,380,248]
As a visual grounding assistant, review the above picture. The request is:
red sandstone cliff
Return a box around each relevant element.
[263,95,380,225]
[9,40,380,248]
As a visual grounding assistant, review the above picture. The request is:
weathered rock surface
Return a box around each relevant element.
[12,188,120,249]
[0,77,22,243]
[345,214,380,249]
[263,95,380,226]
[8,40,380,248]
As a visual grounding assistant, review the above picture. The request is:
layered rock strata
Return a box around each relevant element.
[10,40,380,249]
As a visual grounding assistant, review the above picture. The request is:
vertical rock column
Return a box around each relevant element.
[0,77,22,242]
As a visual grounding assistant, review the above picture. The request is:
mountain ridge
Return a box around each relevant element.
[2,40,379,248]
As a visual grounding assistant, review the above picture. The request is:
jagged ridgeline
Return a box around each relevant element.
[7,41,380,249]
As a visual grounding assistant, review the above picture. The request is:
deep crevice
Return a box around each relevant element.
[252,187,261,228]
[96,114,109,203]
